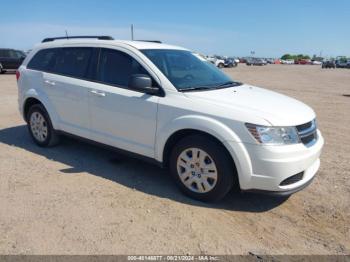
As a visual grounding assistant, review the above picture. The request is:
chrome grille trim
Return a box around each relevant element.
[296,119,318,147]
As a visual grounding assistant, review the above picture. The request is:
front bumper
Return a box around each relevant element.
[224,130,324,194]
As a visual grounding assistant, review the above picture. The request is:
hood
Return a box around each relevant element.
[183,84,315,126]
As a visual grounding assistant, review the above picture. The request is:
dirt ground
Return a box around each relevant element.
[0,65,349,255]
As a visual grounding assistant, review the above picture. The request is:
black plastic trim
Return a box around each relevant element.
[42,36,114,43]
[135,40,162,43]
[56,131,164,168]
[242,176,315,197]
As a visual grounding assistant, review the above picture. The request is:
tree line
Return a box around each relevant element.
[281,54,311,60]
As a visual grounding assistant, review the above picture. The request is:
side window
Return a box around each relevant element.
[52,48,92,78]
[27,49,58,71]
[15,51,25,59]
[0,50,11,58]
[97,48,150,87]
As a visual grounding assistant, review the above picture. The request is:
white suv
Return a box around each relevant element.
[17,36,324,201]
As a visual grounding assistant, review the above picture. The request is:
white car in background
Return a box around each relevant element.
[229,57,240,63]
[281,59,295,64]
[206,55,226,68]
[17,36,323,201]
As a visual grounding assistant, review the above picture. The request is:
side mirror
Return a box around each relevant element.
[129,74,159,95]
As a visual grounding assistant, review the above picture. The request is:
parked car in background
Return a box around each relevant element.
[281,59,295,65]
[0,48,26,73]
[246,58,266,66]
[239,57,247,63]
[229,57,240,63]
[266,58,275,64]
[17,36,324,201]
[322,60,336,69]
[224,58,237,68]
[295,59,311,65]
[335,57,348,68]
[207,55,226,68]
[311,60,322,65]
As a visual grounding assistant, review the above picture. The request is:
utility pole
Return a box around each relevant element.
[131,24,134,41]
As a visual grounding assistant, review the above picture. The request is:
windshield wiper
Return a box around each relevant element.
[178,86,215,92]
[178,81,242,92]
[216,81,242,88]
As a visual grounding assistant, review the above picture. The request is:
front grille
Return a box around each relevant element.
[296,122,312,131]
[296,120,318,147]
[280,172,304,186]
[301,133,317,144]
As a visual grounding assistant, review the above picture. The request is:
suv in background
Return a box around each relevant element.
[322,60,336,69]
[0,48,26,73]
[246,58,267,66]
[335,57,348,68]
[17,36,323,201]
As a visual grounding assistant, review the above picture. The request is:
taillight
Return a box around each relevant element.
[16,70,20,81]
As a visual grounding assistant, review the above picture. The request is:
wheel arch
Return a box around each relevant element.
[161,129,236,170]
[22,91,60,130]
[156,115,242,163]
[23,97,43,122]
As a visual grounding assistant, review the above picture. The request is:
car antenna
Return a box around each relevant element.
[65,30,69,39]
[131,24,134,40]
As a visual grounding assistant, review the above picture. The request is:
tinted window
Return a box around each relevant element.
[142,49,233,90]
[97,48,149,87]
[52,48,92,78]
[28,48,58,71]
[14,50,25,59]
[0,49,10,58]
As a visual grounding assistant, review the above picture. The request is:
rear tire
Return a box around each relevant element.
[27,104,60,147]
[169,135,236,202]
[0,64,4,74]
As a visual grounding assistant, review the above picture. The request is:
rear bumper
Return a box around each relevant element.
[224,130,324,194]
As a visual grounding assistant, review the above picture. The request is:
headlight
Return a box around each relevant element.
[245,123,299,145]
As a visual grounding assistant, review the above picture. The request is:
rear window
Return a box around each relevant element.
[0,49,10,58]
[28,48,59,71]
[52,48,92,78]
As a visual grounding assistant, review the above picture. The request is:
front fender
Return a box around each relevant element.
[155,115,242,162]
[155,115,253,190]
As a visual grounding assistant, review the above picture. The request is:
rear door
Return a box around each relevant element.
[42,47,94,138]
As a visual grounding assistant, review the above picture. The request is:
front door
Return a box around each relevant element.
[88,48,159,158]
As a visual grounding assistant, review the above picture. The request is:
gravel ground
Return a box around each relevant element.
[0,64,349,255]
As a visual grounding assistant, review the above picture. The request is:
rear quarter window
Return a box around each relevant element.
[27,48,59,71]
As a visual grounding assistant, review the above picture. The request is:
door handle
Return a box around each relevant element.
[44,80,56,86]
[90,90,106,97]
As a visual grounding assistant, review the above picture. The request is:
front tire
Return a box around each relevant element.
[27,104,60,147]
[169,135,236,202]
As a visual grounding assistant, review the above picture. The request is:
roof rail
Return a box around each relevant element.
[135,40,162,44]
[41,36,114,43]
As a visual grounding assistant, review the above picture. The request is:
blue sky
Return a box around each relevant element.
[0,0,349,57]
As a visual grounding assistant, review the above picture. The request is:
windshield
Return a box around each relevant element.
[142,49,240,91]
